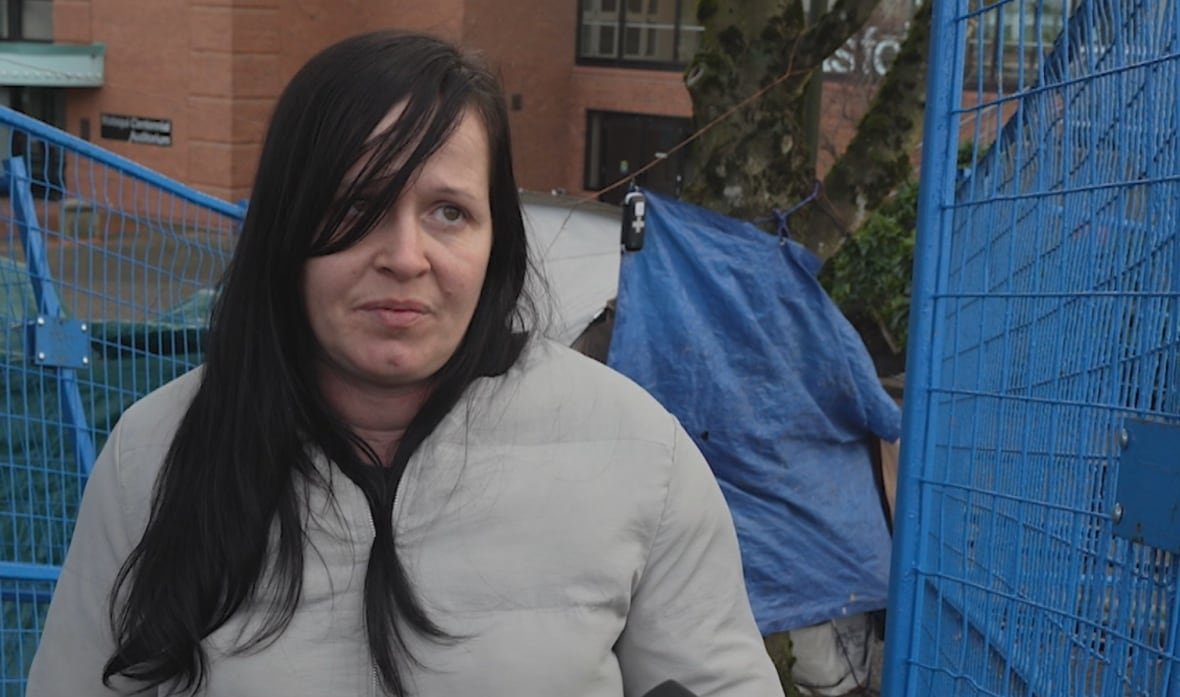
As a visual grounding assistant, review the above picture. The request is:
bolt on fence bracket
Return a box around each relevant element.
[1111,418,1180,552]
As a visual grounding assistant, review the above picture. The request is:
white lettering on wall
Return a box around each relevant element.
[824,24,906,78]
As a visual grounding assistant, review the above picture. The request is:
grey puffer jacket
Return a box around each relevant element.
[28,339,784,697]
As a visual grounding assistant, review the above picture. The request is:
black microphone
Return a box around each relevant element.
[641,680,698,697]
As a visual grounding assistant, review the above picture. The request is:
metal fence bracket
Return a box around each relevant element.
[1112,418,1180,552]
[24,316,91,369]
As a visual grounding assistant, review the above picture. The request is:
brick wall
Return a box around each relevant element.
[49,2,928,204]
[187,0,283,201]
[462,0,575,193]
[59,0,196,186]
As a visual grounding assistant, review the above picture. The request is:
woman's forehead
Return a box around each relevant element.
[342,103,489,188]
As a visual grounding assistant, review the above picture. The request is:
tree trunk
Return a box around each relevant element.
[682,0,882,233]
[682,0,932,262]
[799,0,933,259]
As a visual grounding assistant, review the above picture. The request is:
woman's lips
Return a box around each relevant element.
[359,300,429,329]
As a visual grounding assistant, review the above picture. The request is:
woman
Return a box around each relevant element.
[28,31,782,697]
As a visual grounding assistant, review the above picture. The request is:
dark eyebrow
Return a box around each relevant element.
[429,185,480,201]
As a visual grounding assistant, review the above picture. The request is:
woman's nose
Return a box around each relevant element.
[371,214,430,279]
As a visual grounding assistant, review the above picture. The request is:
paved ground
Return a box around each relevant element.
[1,221,231,323]
[867,631,884,695]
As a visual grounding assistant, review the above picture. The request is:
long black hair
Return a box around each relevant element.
[103,31,534,695]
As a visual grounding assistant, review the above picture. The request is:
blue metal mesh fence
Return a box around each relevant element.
[887,1,1180,695]
[0,107,241,696]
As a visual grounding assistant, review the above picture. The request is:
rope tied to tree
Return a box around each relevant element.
[760,180,822,245]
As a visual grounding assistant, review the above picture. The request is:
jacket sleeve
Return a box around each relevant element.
[26,419,145,696]
[616,421,785,697]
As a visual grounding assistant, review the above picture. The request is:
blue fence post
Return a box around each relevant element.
[1171,196,1180,696]
[8,155,98,476]
[881,2,965,696]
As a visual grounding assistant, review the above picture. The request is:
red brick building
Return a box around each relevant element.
[2,1,938,204]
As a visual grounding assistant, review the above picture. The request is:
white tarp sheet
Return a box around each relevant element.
[521,193,620,346]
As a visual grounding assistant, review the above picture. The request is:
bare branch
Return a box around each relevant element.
[795,0,885,72]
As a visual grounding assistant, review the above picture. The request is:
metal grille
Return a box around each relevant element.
[886,1,1180,695]
[0,107,241,696]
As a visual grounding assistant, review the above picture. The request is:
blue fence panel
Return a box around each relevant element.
[0,106,242,696]
[887,1,1180,696]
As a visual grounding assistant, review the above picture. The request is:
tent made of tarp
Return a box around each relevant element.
[608,190,900,635]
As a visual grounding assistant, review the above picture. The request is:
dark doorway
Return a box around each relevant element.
[584,110,691,204]
[2,86,67,199]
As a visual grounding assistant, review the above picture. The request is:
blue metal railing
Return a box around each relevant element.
[0,106,243,696]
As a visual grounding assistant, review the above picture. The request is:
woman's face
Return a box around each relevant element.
[303,106,493,395]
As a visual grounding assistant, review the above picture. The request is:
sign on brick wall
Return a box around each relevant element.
[99,113,172,147]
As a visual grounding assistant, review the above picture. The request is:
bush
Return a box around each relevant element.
[819,179,917,364]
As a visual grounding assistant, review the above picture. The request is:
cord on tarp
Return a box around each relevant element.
[758,180,822,245]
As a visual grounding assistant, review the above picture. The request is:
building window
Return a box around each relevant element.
[584,110,691,203]
[578,0,703,69]
[0,0,54,41]
[967,2,1067,91]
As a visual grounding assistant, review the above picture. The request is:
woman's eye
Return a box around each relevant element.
[434,204,465,224]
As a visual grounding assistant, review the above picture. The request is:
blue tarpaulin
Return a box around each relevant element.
[607,191,900,635]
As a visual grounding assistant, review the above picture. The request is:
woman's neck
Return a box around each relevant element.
[318,369,432,466]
